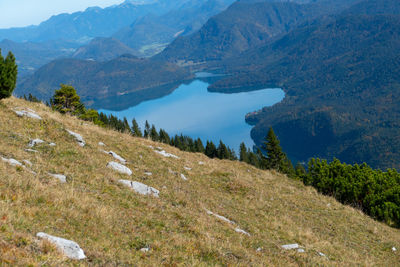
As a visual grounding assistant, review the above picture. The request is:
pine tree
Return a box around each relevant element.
[51,84,85,115]
[131,118,142,137]
[144,120,150,138]
[239,142,249,162]
[150,124,159,141]
[217,140,229,159]
[262,127,294,175]
[0,50,18,100]
[205,141,217,158]
[194,138,205,153]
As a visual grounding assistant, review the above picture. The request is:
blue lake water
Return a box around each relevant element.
[99,80,284,151]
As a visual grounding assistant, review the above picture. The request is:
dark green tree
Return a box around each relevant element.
[0,50,18,100]
[51,84,85,115]
[131,118,142,137]
[150,124,159,141]
[262,127,294,175]
[144,120,150,138]
[205,141,217,158]
[239,142,249,162]
[217,140,229,159]
[159,128,170,144]
[194,138,205,153]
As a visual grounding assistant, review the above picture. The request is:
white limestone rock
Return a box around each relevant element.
[198,161,205,165]
[48,173,67,183]
[49,143,56,147]
[28,139,45,147]
[180,174,188,181]
[119,180,159,197]
[154,150,179,159]
[205,209,235,225]
[392,247,397,252]
[297,248,305,253]
[66,130,85,147]
[144,172,152,176]
[36,232,86,260]
[184,166,192,171]
[318,251,327,257]
[235,228,251,236]
[140,247,150,253]
[98,142,105,146]
[14,109,42,120]
[256,247,262,252]
[103,150,126,164]
[107,161,132,176]
[1,157,23,167]
[282,244,299,250]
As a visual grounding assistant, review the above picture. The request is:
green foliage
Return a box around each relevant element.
[51,84,85,115]
[303,158,400,228]
[0,49,18,100]
[260,128,294,176]
[205,141,217,158]
[131,118,142,137]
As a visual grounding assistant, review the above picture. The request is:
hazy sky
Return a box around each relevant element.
[0,0,125,29]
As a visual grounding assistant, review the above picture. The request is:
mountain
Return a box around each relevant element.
[16,55,192,109]
[0,39,80,78]
[208,0,400,169]
[1,96,399,265]
[0,1,171,43]
[157,0,359,64]
[72,37,136,61]
[113,0,235,57]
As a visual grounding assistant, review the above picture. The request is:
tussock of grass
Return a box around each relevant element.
[0,97,399,266]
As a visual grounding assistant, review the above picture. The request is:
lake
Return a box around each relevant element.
[99,80,284,151]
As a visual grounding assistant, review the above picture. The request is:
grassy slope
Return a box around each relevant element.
[0,97,399,266]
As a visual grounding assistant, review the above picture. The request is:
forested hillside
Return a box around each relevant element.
[208,0,400,169]
[16,55,192,109]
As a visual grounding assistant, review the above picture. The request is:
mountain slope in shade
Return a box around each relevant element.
[209,1,400,169]
[72,37,136,61]
[16,55,192,109]
[157,0,359,64]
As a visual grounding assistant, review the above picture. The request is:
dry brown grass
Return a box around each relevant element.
[0,97,399,266]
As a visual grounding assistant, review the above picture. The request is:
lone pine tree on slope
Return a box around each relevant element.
[0,49,18,100]
[262,127,294,176]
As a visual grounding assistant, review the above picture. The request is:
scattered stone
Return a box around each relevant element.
[49,143,56,147]
[140,247,150,253]
[318,251,327,257]
[180,173,188,181]
[118,180,159,197]
[235,228,251,236]
[1,157,23,167]
[256,247,262,252]
[198,161,205,165]
[23,160,32,167]
[98,142,105,146]
[392,247,397,252]
[205,209,235,225]
[154,150,179,159]
[107,161,132,176]
[36,232,86,260]
[282,244,299,250]
[184,166,192,171]
[14,109,42,120]
[297,248,305,253]
[156,147,163,151]
[48,173,67,183]
[28,139,45,147]
[144,172,152,176]
[103,150,126,164]
[162,185,167,190]
[327,203,331,207]
[66,130,85,147]
[169,169,177,175]
[25,149,38,153]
